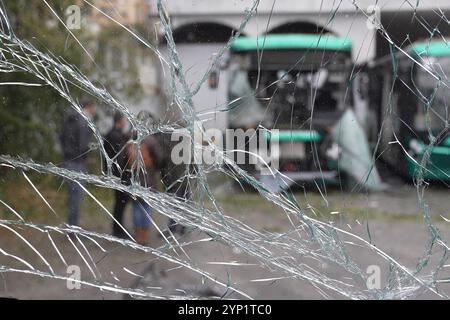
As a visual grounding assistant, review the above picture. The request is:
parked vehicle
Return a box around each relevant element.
[227,33,355,183]
[367,40,450,181]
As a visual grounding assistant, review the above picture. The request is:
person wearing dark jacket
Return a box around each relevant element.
[103,112,131,238]
[158,131,195,235]
[60,99,97,227]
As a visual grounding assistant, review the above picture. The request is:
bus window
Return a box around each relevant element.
[414,57,450,134]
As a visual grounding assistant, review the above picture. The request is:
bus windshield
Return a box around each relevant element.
[228,50,351,130]
[252,67,346,127]
[415,56,450,134]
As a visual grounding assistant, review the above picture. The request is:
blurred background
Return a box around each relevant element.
[0,0,449,300]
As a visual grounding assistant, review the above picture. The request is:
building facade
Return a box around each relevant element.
[145,1,450,131]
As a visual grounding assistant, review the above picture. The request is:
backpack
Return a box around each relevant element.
[127,142,153,169]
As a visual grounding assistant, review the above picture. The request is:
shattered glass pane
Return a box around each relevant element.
[0,0,449,300]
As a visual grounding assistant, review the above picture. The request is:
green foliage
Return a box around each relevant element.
[93,22,157,104]
[0,1,157,163]
[0,0,86,162]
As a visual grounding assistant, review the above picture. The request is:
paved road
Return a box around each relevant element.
[1,174,449,299]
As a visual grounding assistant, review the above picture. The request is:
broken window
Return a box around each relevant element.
[0,0,449,300]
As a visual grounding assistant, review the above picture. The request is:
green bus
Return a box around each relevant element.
[227,33,355,183]
[368,41,450,181]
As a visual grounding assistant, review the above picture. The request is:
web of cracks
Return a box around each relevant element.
[0,0,449,300]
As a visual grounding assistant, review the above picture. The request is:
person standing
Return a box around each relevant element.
[103,112,131,238]
[124,111,163,245]
[158,131,193,235]
[60,99,97,227]
[127,131,162,245]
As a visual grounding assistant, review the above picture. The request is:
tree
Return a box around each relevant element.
[0,1,158,162]
[0,0,86,161]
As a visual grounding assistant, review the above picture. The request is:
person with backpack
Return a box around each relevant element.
[127,112,162,245]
